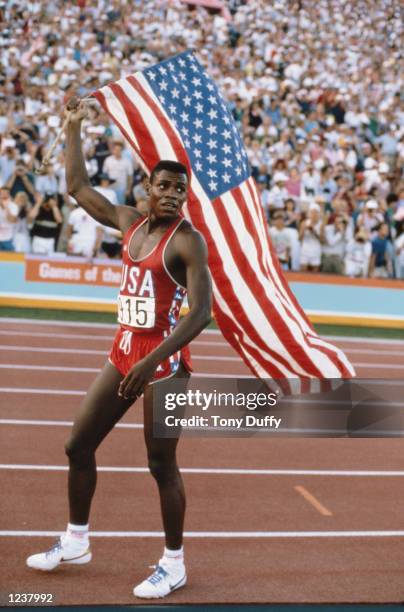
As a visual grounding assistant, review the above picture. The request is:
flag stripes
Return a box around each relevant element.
[92,52,355,388]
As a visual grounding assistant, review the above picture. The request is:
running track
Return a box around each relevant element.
[1,317,404,605]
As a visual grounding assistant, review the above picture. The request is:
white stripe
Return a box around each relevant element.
[2,529,404,538]
[0,418,143,428]
[1,463,404,476]
[0,387,85,395]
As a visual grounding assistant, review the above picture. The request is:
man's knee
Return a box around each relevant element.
[65,437,94,468]
[148,455,178,485]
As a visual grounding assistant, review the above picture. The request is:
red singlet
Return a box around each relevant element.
[109,216,192,381]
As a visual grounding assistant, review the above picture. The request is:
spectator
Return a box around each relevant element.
[395,225,404,280]
[299,203,324,272]
[94,173,122,258]
[0,186,18,251]
[356,200,384,236]
[267,172,289,212]
[269,212,292,270]
[102,142,134,204]
[67,206,104,258]
[322,215,351,274]
[369,223,393,279]
[345,228,372,278]
[0,143,17,186]
[28,193,63,255]
[13,191,32,253]
[6,161,36,203]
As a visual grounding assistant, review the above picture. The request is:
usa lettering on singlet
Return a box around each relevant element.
[117,217,187,333]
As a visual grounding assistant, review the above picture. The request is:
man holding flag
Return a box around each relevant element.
[26,97,212,598]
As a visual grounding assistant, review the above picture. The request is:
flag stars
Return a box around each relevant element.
[208,180,218,190]
[207,138,217,149]
[223,172,231,183]
[159,80,168,91]
[172,88,180,99]
[207,153,217,164]
[192,133,202,144]
[158,66,167,75]
[192,77,202,87]
[206,82,214,91]
[194,118,203,129]
[222,158,232,168]
[183,96,192,106]
[169,104,176,114]
[184,139,191,148]
[208,109,218,120]
[193,148,202,158]
[222,129,231,139]
[195,103,204,113]
[207,124,217,135]
[195,161,203,172]
[193,90,202,100]
[178,58,186,67]
[207,168,217,178]
[179,72,186,81]
[235,166,242,175]
[208,95,217,105]
[223,144,231,154]
[180,111,189,122]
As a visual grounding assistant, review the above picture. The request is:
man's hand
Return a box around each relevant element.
[118,356,159,400]
[66,97,89,124]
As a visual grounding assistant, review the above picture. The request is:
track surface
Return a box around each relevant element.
[1,318,404,605]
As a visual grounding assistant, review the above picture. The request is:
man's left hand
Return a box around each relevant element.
[118,357,159,399]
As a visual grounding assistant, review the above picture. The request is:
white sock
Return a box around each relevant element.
[162,546,184,566]
[65,523,89,546]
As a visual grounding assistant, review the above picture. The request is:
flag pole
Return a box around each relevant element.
[34,98,98,175]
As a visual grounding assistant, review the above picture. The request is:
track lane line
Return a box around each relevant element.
[2,463,404,476]
[1,529,404,537]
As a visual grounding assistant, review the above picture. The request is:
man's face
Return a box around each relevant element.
[148,170,188,220]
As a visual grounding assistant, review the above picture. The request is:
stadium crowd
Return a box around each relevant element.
[0,0,403,278]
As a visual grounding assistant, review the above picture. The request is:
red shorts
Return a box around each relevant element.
[108,328,193,383]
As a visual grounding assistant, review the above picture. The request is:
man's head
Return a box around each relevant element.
[0,186,10,202]
[147,160,189,220]
[272,211,285,229]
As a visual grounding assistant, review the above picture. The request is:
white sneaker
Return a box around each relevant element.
[133,561,187,598]
[26,536,91,571]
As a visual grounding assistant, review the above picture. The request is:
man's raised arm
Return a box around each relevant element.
[65,98,139,232]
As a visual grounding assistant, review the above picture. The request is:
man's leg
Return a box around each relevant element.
[65,361,133,524]
[27,361,133,570]
[134,363,190,598]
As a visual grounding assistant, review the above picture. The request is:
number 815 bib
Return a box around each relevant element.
[117,295,156,329]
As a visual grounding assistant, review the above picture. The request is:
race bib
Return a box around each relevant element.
[117,295,156,328]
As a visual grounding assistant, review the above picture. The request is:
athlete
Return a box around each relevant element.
[26,98,212,599]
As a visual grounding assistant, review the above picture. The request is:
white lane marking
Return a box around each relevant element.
[0,318,403,345]
[0,387,85,395]
[2,463,404,476]
[0,346,402,369]
[1,529,404,538]
[0,330,230,347]
[0,419,142,429]
[0,365,100,373]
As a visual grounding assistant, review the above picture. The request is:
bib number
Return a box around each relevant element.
[117,295,156,328]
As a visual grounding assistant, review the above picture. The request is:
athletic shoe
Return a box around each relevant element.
[26,536,91,571]
[133,562,187,598]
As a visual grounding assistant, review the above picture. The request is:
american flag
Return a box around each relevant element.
[92,51,355,389]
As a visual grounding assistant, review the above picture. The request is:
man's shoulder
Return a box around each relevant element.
[173,218,207,251]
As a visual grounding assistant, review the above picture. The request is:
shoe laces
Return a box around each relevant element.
[147,565,169,585]
[46,538,62,558]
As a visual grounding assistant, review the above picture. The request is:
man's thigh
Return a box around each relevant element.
[69,361,134,450]
[142,362,190,458]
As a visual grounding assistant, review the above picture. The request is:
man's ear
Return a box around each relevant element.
[145,178,151,194]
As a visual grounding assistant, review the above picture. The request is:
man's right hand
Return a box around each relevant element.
[65,97,89,123]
